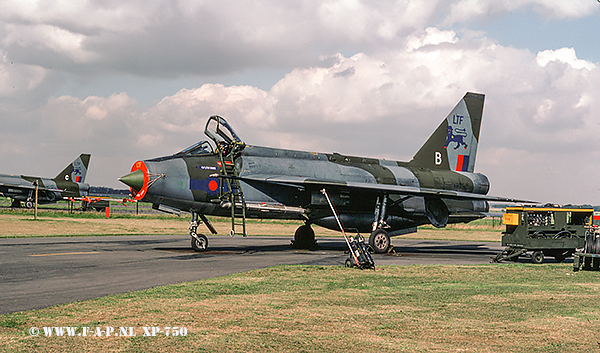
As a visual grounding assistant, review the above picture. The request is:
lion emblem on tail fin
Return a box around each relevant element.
[444,126,468,150]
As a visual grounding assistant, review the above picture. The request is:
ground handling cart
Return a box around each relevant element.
[573,214,600,271]
[320,188,375,270]
[344,232,375,269]
[493,205,593,264]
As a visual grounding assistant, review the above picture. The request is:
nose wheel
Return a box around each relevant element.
[189,212,217,252]
[191,234,208,252]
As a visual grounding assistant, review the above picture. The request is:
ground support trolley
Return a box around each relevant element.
[573,225,600,271]
[493,205,593,264]
[344,233,375,270]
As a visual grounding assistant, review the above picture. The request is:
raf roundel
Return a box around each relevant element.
[208,179,219,192]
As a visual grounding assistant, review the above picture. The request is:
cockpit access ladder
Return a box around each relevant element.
[219,156,247,237]
[205,115,247,237]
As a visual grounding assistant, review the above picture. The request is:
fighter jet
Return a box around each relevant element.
[119,92,526,253]
[0,154,91,208]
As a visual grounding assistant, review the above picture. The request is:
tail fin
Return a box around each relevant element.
[408,92,484,172]
[53,154,91,183]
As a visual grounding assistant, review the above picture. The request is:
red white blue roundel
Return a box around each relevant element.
[205,177,220,195]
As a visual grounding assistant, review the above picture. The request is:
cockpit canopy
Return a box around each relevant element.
[204,115,244,146]
[176,141,214,156]
[170,116,245,158]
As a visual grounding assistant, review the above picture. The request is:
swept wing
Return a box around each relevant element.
[222,174,534,204]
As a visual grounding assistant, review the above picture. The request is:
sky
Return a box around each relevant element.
[1,0,600,205]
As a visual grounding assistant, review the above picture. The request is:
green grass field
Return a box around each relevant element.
[0,195,502,242]
[3,198,598,351]
[1,264,599,352]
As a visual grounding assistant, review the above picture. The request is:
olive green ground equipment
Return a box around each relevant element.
[494,206,593,264]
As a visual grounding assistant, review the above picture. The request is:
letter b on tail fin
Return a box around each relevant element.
[409,92,484,173]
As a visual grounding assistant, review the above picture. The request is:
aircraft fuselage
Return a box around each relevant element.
[0,174,89,204]
[135,144,489,234]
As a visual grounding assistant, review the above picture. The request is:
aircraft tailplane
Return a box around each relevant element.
[408,92,484,173]
[53,154,91,184]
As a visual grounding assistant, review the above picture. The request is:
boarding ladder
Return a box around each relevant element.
[217,142,247,237]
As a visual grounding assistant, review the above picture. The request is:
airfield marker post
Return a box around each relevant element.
[34,180,38,220]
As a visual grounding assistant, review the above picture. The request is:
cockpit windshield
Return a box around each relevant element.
[177,141,214,155]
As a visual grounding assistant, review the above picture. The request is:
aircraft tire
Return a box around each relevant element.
[191,234,208,252]
[369,229,390,254]
[293,225,316,249]
[531,251,544,264]
[25,201,34,209]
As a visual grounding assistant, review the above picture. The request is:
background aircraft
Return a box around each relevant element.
[0,154,91,208]
[119,92,527,253]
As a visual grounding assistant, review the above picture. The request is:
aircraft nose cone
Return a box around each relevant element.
[118,169,145,191]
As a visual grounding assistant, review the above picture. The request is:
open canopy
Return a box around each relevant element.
[204,115,244,146]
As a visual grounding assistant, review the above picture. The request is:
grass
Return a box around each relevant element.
[1,200,597,351]
[0,200,500,241]
[1,264,600,352]
[0,212,341,238]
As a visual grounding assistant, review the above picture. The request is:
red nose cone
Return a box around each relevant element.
[118,161,149,200]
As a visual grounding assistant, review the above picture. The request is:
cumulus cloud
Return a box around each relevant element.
[3,0,596,79]
[537,47,596,70]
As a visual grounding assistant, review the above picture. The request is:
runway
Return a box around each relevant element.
[0,235,503,314]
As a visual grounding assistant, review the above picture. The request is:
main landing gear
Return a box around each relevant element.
[9,198,34,209]
[189,212,218,252]
[368,194,393,253]
[369,229,391,254]
[292,224,317,250]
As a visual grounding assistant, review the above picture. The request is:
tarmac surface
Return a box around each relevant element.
[1,235,503,314]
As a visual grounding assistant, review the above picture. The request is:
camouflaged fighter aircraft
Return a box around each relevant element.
[119,92,526,253]
[0,154,91,208]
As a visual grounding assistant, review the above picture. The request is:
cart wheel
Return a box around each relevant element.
[345,258,353,268]
[531,251,544,264]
